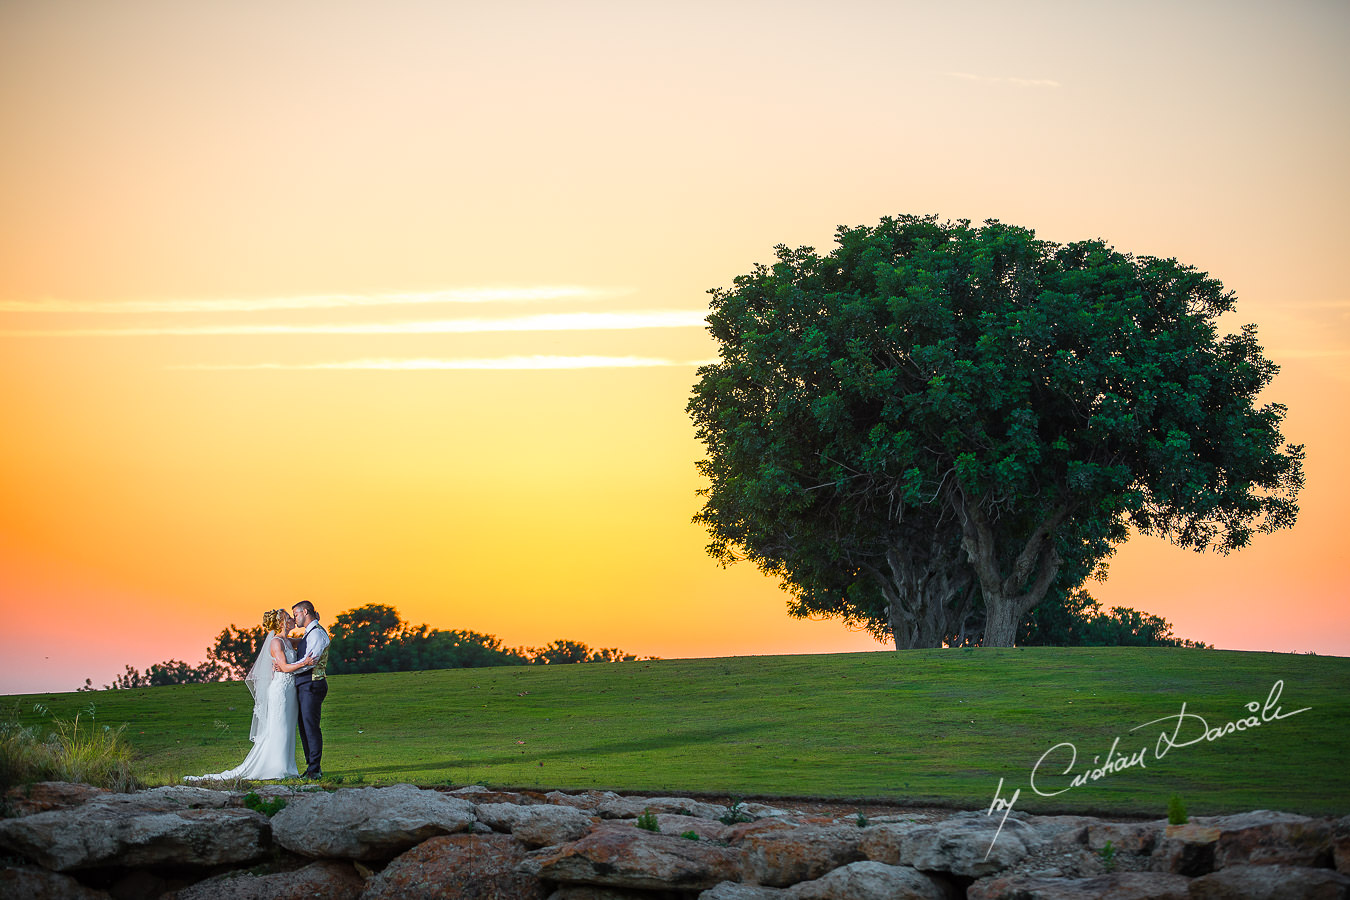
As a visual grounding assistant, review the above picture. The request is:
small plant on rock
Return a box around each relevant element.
[719,798,752,825]
[636,810,660,832]
[1167,794,1188,825]
[242,792,287,817]
[680,830,700,841]
[855,812,869,828]
[1099,840,1116,873]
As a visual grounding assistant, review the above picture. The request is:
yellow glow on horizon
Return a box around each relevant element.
[0,309,709,338]
[1,0,1346,694]
[169,355,718,371]
[0,286,629,314]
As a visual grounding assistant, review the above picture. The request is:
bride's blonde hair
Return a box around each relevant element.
[261,608,288,633]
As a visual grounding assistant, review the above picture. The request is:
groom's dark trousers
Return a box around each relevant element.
[294,672,327,778]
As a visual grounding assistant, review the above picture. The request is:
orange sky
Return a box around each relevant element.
[2,1,1347,694]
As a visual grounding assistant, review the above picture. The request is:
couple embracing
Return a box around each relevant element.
[186,601,331,782]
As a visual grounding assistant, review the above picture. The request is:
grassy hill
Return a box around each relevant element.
[6,648,1346,817]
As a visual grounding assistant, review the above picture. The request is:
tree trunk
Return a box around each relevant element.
[980,594,1023,648]
[886,597,948,649]
[974,550,1063,647]
[951,490,1069,648]
[877,531,973,649]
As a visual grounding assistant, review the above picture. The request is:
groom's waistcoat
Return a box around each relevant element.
[295,626,329,684]
[310,643,329,681]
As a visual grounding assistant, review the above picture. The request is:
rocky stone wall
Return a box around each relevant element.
[2,781,1347,899]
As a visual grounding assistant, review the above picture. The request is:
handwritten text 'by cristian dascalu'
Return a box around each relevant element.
[981,680,1311,860]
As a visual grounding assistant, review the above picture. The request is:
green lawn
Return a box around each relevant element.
[6,648,1346,817]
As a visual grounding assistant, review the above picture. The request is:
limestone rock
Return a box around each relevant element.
[1,781,110,817]
[739,803,792,821]
[0,805,269,872]
[596,795,727,821]
[0,865,110,900]
[1187,863,1350,899]
[723,818,796,844]
[525,825,742,891]
[648,813,731,842]
[95,784,235,810]
[1163,822,1220,839]
[546,790,622,813]
[1203,810,1335,868]
[858,821,926,864]
[699,884,788,899]
[475,801,596,848]
[1084,821,1161,855]
[1150,822,1219,876]
[6,780,1338,899]
[739,824,865,887]
[447,785,539,805]
[545,792,733,823]
[361,833,547,900]
[784,861,953,900]
[967,870,1192,899]
[172,860,365,900]
[1003,845,1111,881]
[1024,815,1098,845]
[270,783,475,860]
[898,813,1032,878]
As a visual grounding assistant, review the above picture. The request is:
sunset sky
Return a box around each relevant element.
[2,1,1347,695]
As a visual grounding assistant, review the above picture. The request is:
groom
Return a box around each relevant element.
[289,600,331,780]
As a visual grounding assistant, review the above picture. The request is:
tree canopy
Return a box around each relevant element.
[327,605,537,674]
[95,604,644,686]
[206,624,268,680]
[688,215,1304,647]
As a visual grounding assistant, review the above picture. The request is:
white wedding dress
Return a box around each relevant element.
[186,633,299,781]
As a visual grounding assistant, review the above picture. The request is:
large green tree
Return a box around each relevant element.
[328,604,406,674]
[206,625,268,679]
[689,215,1304,647]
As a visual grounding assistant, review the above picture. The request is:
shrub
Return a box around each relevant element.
[1167,794,1188,825]
[242,792,288,817]
[636,810,660,832]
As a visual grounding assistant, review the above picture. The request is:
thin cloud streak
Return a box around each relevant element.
[0,310,709,337]
[170,356,719,371]
[0,286,626,314]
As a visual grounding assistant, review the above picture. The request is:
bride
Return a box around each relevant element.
[186,609,313,782]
